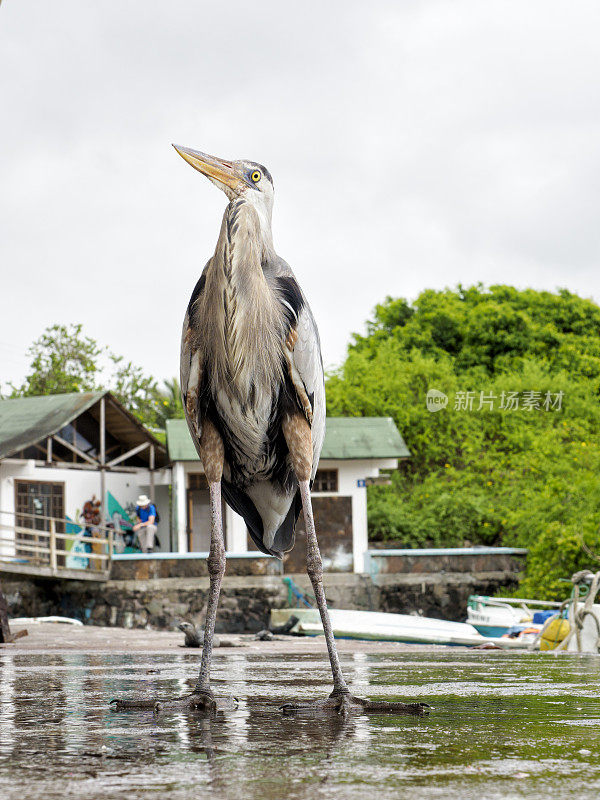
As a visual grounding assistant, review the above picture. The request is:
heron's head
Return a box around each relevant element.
[173,145,274,217]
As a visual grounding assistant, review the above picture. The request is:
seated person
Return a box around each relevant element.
[133,495,158,553]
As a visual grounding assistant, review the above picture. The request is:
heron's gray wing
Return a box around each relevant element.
[251,294,325,556]
[265,257,326,478]
[288,303,326,478]
[180,268,208,447]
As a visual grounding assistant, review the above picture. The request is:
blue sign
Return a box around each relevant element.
[357,479,366,487]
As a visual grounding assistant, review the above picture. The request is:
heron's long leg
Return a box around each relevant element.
[195,479,225,694]
[282,412,347,693]
[109,486,226,714]
[299,479,348,693]
[111,420,230,713]
[281,413,428,718]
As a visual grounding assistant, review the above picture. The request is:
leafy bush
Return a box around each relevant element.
[326,285,600,599]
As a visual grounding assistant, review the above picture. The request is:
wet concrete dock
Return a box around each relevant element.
[0,624,599,799]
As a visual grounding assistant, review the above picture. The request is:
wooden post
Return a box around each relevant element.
[49,518,57,572]
[72,419,77,463]
[100,471,106,531]
[108,527,114,574]
[46,436,52,464]
[187,488,193,552]
[99,396,106,525]
[149,444,155,503]
[0,581,12,644]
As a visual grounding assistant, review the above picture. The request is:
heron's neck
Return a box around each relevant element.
[245,196,275,259]
[200,200,284,397]
[218,198,274,307]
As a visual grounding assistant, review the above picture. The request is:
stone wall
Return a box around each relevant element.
[367,550,526,575]
[376,572,519,619]
[1,567,519,632]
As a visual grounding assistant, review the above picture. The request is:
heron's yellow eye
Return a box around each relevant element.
[251,170,261,183]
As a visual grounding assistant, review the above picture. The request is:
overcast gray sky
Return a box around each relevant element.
[2,1,599,391]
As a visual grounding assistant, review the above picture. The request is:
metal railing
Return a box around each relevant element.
[0,510,113,578]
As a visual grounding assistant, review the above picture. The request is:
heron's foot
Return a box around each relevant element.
[110,689,238,714]
[281,689,430,718]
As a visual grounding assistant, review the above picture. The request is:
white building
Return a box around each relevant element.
[167,416,410,573]
[0,393,410,576]
[0,392,171,561]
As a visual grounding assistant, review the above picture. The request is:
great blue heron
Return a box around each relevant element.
[113,147,427,717]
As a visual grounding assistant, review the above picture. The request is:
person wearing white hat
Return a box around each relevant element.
[133,495,157,553]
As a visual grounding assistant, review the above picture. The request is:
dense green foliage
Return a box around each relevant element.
[326,285,600,598]
[7,324,183,430]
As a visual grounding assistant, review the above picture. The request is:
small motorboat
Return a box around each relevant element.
[466,595,562,637]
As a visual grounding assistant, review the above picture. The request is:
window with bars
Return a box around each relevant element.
[15,480,65,564]
[313,469,338,493]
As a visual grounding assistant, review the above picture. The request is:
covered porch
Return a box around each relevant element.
[0,391,169,578]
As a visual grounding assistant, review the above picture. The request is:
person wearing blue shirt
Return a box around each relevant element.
[133,494,158,553]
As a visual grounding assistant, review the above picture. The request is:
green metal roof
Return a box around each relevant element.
[320,417,410,460]
[0,392,103,459]
[166,416,410,462]
[0,392,168,465]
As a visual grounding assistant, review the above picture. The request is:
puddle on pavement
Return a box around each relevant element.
[0,649,599,799]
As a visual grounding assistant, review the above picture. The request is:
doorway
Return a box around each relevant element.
[186,473,227,552]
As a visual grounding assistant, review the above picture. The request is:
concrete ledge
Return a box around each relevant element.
[0,562,110,582]
[110,552,281,580]
[112,551,278,560]
[366,547,528,556]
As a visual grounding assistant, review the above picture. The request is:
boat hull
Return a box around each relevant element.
[471,624,511,637]
[270,608,526,649]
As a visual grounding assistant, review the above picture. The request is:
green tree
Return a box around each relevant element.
[110,355,162,428]
[10,324,164,428]
[11,324,102,395]
[327,285,600,599]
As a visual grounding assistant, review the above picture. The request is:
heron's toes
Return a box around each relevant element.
[359,699,431,716]
[154,692,217,713]
[110,694,198,713]
[280,693,430,717]
[280,692,357,717]
[157,690,238,713]
[109,698,159,711]
[190,692,238,713]
[111,691,238,714]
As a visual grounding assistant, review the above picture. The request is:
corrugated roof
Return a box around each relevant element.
[166,416,410,462]
[0,392,103,459]
[166,419,198,462]
[320,417,410,460]
[0,392,168,465]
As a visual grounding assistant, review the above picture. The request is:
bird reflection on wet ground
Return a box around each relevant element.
[0,649,600,799]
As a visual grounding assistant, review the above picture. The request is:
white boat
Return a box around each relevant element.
[269,607,527,649]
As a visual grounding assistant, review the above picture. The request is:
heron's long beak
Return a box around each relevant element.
[172,145,245,192]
